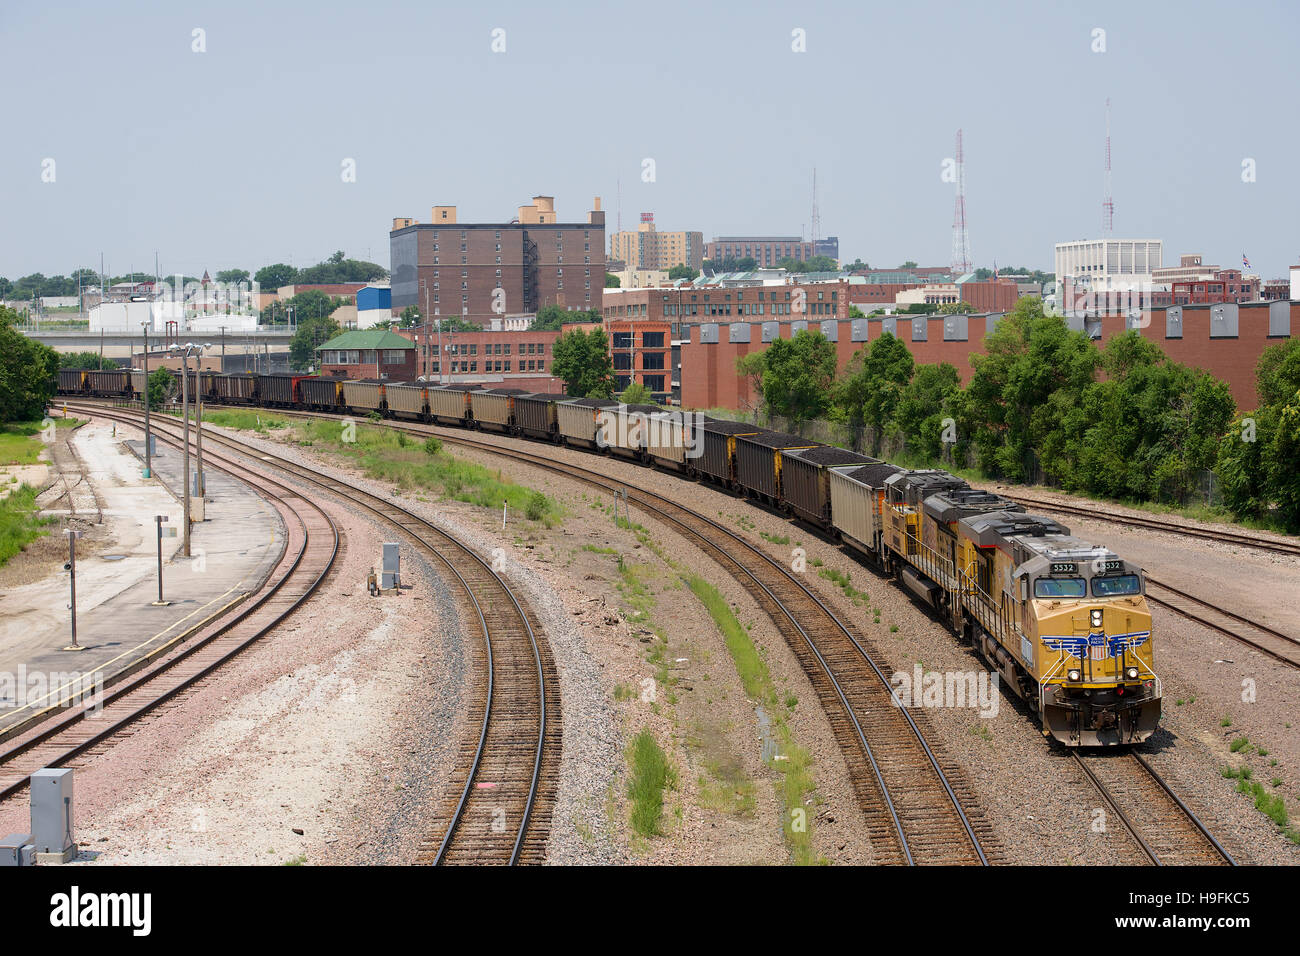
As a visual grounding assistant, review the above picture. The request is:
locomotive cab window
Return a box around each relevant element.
[1034,577,1086,599]
[1091,574,1141,597]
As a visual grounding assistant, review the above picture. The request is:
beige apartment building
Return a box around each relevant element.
[609,215,703,271]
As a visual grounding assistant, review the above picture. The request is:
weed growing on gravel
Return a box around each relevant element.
[817,567,869,605]
[760,531,790,545]
[204,409,289,433]
[1220,716,1233,728]
[1230,737,1250,753]
[686,573,824,865]
[0,484,53,567]
[627,729,676,837]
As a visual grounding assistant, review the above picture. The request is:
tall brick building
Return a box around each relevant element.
[390,196,606,326]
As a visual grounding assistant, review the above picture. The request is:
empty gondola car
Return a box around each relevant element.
[384,382,428,422]
[213,373,259,405]
[86,368,131,398]
[691,419,761,488]
[780,445,880,529]
[733,430,820,505]
[470,387,529,433]
[428,384,479,426]
[340,379,385,415]
[300,376,344,411]
[58,369,89,395]
[258,373,312,408]
[557,397,619,449]
[513,392,567,441]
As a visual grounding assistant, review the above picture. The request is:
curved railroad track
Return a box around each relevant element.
[1002,491,1300,558]
[1071,751,1236,866]
[226,404,997,865]
[0,412,339,803]
[75,403,559,865]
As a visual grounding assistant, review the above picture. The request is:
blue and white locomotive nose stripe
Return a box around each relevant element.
[1040,631,1151,659]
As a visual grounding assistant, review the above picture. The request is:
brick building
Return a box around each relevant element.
[609,215,703,271]
[705,236,814,268]
[1170,269,1261,304]
[389,195,606,327]
[392,327,562,391]
[678,301,1296,413]
[316,328,418,380]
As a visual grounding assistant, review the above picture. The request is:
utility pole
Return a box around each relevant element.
[194,347,207,497]
[151,515,171,606]
[142,320,153,478]
[179,348,192,557]
[62,529,86,652]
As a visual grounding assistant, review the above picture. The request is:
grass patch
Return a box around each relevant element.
[627,729,676,837]
[817,566,869,605]
[760,531,790,545]
[0,484,54,566]
[1222,765,1300,844]
[0,419,77,465]
[1230,736,1250,753]
[686,573,823,865]
[202,409,290,433]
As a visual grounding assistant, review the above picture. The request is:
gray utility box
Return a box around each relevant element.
[0,833,34,867]
[381,543,401,590]
[31,768,75,858]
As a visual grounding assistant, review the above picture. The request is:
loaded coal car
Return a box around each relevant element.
[556,397,619,449]
[58,369,89,395]
[780,445,879,529]
[828,461,906,561]
[213,373,259,405]
[732,430,820,505]
[258,374,312,408]
[691,419,761,487]
[513,392,567,441]
[300,376,344,411]
[86,368,131,398]
[340,379,385,415]
[384,383,428,422]
[428,384,479,426]
[597,403,662,462]
[470,388,530,433]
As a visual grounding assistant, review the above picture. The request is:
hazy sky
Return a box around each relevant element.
[3,0,1297,281]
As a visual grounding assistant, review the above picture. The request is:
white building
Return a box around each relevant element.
[1291,263,1300,301]
[1055,239,1163,291]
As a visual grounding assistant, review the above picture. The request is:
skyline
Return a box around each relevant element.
[2,0,1298,281]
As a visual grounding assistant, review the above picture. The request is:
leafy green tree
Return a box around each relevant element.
[937,301,973,314]
[835,332,914,454]
[531,305,599,332]
[0,306,59,421]
[255,263,298,290]
[294,253,387,285]
[619,381,654,404]
[289,316,342,371]
[399,305,421,328]
[605,273,620,288]
[668,264,699,281]
[761,330,838,431]
[899,261,918,269]
[59,351,114,370]
[959,298,1099,482]
[843,258,870,273]
[848,304,866,319]
[146,367,174,408]
[734,351,767,421]
[215,269,250,284]
[552,327,616,398]
[893,362,961,462]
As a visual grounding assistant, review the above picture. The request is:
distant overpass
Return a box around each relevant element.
[21,328,294,369]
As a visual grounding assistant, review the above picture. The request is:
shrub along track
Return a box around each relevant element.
[68,403,561,866]
[249,405,999,865]
[0,411,338,805]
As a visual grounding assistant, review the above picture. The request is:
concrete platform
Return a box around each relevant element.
[0,421,286,732]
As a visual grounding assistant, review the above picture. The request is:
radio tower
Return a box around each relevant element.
[810,168,821,259]
[1102,98,1114,235]
[950,129,972,275]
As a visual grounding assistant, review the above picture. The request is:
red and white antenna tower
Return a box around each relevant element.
[811,168,821,255]
[950,129,972,275]
[1102,98,1114,235]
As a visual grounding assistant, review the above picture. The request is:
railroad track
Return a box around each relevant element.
[233,404,997,865]
[1072,751,1235,866]
[1003,491,1300,558]
[0,412,339,803]
[75,403,559,865]
[1145,576,1300,670]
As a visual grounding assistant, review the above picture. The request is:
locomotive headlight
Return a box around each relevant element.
[1090,608,1103,628]
[1067,669,1082,682]
[1125,666,1139,680]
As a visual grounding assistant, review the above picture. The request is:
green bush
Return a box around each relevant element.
[423,436,442,456]
[525,490,547,521]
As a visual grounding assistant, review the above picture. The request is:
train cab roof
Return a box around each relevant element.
[958,511,1069,549]
[884,469,969,506]
[922,488,1024,525]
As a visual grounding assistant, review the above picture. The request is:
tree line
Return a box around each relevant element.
[734,297,1299,531]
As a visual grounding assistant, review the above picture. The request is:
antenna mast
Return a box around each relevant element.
[1102,98,1114,235]
[950,129,972,275]
[811,168,820,258]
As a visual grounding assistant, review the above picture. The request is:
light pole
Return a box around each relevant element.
[194,343,211,497]
[141,318,153,478]
[62,529,86,652]
[173,344,193,557]
[151,515,171,606]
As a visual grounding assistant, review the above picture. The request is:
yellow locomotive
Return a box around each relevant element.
[876,470,1159,747]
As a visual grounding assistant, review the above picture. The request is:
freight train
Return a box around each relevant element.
[57,371,1160,746]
